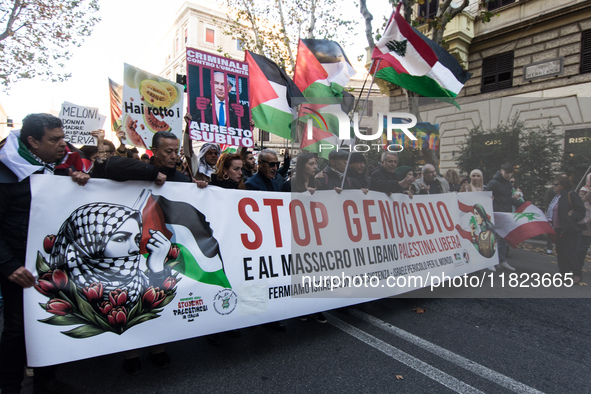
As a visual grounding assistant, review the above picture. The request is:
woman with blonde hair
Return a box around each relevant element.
[445,169,462,192]
[210,153,245,189]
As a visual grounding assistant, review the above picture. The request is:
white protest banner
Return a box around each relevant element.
[59,102,101,145]
[25,177,497,367]
[122,64,185,149]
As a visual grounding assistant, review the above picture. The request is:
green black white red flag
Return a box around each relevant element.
[371,3,471,106]
[293,39,356,157]
[245,51,302,140]
[141,194,231,289]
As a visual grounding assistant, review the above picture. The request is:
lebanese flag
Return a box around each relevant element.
[371,3,471,105]
[245,51,302,139]
[141,194,231,289]
[493,202,556,248]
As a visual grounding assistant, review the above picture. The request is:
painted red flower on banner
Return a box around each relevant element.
[99,301,114,315]
[163,276,178,291]
[108,289,128,307]
[82,282,104,303]
[47,299,72,316]
[35,269,68,296]
[142,286,166,309]
[107,306,127,327]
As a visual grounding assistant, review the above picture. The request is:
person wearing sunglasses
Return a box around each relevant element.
[245,149,285,191]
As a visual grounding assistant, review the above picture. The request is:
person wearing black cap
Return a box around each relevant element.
[345,152,369,189]
[315,150,352,190]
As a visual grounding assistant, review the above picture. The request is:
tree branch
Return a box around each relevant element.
[0,0,24,42]
[359,0,375,50]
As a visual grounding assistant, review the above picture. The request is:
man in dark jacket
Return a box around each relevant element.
[315,150,351,190]
[93,131,191,184]
[245,149,285,191]
[345,152,369,189]
[370,152,414,194]
[0,113,89,393]
[485,163,523,271]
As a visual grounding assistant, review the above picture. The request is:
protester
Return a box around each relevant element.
[369,152,414,195]
[0,113,89,393]
[238,147,256,181]
[510,177,525,206]
[127,147,140,160]
[315,150,350,191]
[464,169,484,192]
[485,163,523,271]
[141,153,150,163]
[193,143,221,182]
[211,153,245,189]
[413,164,450,194]
[459,177,470,192]
[345,152,369,189]
[445,169,462,192]
[547,175,585,284]
[284,152,317,193]
[394,166,415,193]
[245,149,285,192]
[93,130,191,184]
[575,185,591,282]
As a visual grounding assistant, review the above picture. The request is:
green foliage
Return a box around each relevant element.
[516,122,562,207]
[0,0,100,89]
[455,115,564,207]
[455,116,521,183]
[561,133,591,189]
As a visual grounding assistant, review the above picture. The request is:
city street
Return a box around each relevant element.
[7,246,591,393]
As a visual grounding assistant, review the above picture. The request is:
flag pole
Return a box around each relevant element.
[340,58,381,190]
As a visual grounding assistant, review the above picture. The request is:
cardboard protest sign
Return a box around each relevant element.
[60,102,102,145]
[122,64,185,149]
[186,48,253,148]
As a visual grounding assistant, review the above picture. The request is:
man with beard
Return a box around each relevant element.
[413,164,450,194]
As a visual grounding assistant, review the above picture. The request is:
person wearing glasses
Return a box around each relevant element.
[245,149,285,191]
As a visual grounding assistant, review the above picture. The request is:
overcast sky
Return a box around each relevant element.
[0,0,392,127]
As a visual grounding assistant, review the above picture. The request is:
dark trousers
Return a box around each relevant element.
[0,276,55,393]
[555,230,582,277]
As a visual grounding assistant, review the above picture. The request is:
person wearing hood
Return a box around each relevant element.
[464,169,484,192]
[193,143,221,182]
[485,163,523,271]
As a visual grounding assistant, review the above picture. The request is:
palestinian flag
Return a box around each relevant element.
[294,39,356,157]
[493,202,556,248]
[141,194,231,289]
[245,51,302,140]
[371,3,471,106]
[108,78,123,132]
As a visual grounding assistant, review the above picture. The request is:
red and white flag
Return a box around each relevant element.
[494,202,555,248]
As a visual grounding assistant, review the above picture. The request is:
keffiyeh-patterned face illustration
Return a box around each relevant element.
[50,203,146,304]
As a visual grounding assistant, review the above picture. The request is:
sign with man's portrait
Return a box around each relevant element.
[186,48,253,148]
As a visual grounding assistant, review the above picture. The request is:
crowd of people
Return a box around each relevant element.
[1,113,590,392]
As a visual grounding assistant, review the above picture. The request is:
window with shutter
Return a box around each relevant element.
[419,0,438,19]
[481,52,514,92]
[580,30,591,74]
[487,0,515,11]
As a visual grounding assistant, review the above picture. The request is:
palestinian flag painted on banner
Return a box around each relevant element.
[293,39,356,157]
[371,3,471,106]
[245,51,302,140]
[141,194,231,289]
[108,78,123,132]
[493,202,556,248]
